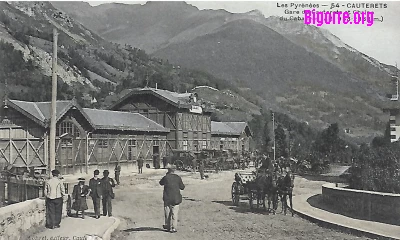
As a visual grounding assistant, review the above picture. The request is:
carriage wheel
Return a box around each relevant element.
[175,160,184,170]
[231,182,240,206]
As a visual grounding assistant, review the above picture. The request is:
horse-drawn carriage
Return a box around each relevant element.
[231,168,295,215]
[204,149,241,171]
[171,150,195,171]
[231,171,256,207]
[197,150,220,172]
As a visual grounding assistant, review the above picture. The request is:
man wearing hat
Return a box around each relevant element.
[101,170,116,217]
[114,163,121,185]
[89,170,103,219]
[159,164,185,233]
[137,155,144,174]
[44,169,66,229]
[72,178,90,219]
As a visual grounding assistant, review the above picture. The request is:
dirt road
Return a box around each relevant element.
[110,169,368,240]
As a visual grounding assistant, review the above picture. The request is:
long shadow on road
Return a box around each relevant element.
[212,200,279,215]
[123,227,166,232]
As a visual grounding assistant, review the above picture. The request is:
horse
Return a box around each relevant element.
[253,169,278,213]
[277,171,295,216]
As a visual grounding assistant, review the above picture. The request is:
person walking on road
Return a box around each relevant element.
[114,163,121,185]
[101,170,116,217]
[163,154,168,169]
[153,153,160,169]
[45,169,66,229]
[89,170,103,219]
[159,164,185,233]
[72,178,90,219]
[138,156,144,174]
[199,159,205,180]
[191,153,197,173]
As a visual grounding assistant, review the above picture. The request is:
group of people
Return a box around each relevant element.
[44,168,117,229]
[43,156,189,233]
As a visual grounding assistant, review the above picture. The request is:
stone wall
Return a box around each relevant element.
[0,197,69,240]
[322,183,400,225]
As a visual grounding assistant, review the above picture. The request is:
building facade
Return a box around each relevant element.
[210,121,252,152]
[384,75,400,142]
[0,99,169,174]
[110,88,213,153]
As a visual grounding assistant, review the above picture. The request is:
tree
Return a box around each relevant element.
[314,123,343,158]
[350,142,400,193]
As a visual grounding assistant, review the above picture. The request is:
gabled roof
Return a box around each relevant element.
[109,87,212,113]
[4,99,169,133]
[211,121,252,136]
[83,108,169,132]
[6,99,84,127]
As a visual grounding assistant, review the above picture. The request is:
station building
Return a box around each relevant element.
[109,87,213,153]
[0,99,169,175]
[210,121,252,152]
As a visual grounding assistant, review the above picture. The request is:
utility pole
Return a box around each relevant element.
[288,128,290,159]
[272,112,275,162]
[49,28,58,174]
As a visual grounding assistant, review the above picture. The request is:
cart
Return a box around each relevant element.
[231,169,273,209]
[231,171,258,208]
[171,150,195,171]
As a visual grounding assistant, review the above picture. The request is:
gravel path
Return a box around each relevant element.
[110,170,370,240]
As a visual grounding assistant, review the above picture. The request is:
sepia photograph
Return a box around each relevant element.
[0,0,399,239]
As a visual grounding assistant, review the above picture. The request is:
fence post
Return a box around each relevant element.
[24,180,27,201]
[0,178,5,207]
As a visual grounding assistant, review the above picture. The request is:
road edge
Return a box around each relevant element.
[102,217,121,240]
[290,197,400,240]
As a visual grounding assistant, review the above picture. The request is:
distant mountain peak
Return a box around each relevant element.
[143,1,198,9]
[246,9,265,18]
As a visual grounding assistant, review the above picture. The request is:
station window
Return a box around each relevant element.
[183,140,188,150]
[202,140,207,149]
[98,135,108,148]
[57,121,80,138]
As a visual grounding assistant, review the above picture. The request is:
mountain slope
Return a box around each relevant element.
[53,2,394,95]
[52,1,395,142]
[154,19,386,135]
[0,1,260,122]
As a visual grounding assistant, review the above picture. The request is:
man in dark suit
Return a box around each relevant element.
[114,163,121,185]
[159,164,185,233]
[137,156,144,174]
[89,170,102,219]
[101,170,116,217]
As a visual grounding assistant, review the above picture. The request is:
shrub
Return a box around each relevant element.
[350,142,400,193]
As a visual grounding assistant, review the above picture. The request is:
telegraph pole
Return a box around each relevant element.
[49,28,58,173]
[272,112,275,161]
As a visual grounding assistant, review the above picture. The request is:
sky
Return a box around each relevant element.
[87,0,400,67]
